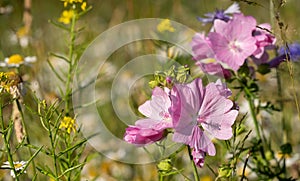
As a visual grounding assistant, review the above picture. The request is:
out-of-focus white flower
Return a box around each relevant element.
[1,160,28,178]
[0,54,36,68]
[0,5,13,15]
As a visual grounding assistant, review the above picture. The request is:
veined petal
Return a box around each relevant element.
[193,127,216,156]
[138,87,171,121]
[198,83,238,140]
[171,79,204,130]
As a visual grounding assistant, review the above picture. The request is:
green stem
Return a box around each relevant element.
[38,101,59,180]
[48,115,59,178]
[0,101,19,181]
[64,132,72,181]
[187,146,200,181]
[243,87,261,140]
[64,12,77,115]
[276,68,287,143]
[272,0,300,122]
[159,174,164,181]
[15,99,37,176]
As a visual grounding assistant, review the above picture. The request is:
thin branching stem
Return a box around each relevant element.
[64,11,77,116]
[243,87,261,140]
[187,146,200,181]
[15,99,37,176]
[0,101,19,181]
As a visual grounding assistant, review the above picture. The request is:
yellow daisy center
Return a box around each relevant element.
[14,163,23,169]
[8,54,24,64]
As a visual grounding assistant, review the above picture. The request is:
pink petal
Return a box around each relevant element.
[198,83,238,140]
[138,87,171,121]
[210,13,257,70]
[191,33,215,60]
[124,119,166,146]
[171,79,204,130]
[213,20,228,34]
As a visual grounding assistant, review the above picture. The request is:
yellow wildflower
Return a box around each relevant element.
[81,2,87,11]
[62,0,84,7]
[200,175,213,181]
[0,72,9,92]
[157,19,175,33]
[58,10,74,24]
[5,72,21,86]
[16,26,28,38]
[59,116,78,134]
[276,152,291,159]
[0,72,21,93]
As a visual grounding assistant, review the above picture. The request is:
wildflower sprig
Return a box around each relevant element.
[36,99,87,180]
[29,1,92,180]
[58,0,90,25]
[50,0,91,116]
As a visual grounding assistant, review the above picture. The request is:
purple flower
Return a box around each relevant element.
[124,87,173,146]
[209,13,257,70]
[252,23,276,59]
[197,2,240,25]
[251,51,269,65]
[170,79,238,165]
[278,43,300,61]
[268,43,300,68]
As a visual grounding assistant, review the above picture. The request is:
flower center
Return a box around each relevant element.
[159,111,172,123]
[14,163,23,169]
[197,117,221,130]
[229,40,242,53]
[8,54,24,64]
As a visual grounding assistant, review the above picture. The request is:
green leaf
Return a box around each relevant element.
[249,82,259,93]
[280,143,292,154]
[238,63,250,77]
[257,64,271,75]
[57,163,85,179]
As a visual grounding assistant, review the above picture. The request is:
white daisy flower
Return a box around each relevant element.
[1,160,28,178]
[0,54,36,68]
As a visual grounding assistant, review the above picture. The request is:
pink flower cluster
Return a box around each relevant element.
[124,79,238,167]
[192,13,276,76]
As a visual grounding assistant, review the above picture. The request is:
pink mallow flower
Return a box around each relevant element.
[191,34,231,79]
[170,78,238,166]
[124,87,173,146]
[252,23,276,59]
[208,13,257,70]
